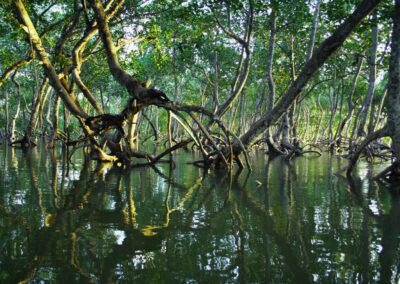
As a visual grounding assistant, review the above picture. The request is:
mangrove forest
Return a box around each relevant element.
[0,0,400,282]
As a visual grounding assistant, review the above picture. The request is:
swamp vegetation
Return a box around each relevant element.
[1,0,400,282]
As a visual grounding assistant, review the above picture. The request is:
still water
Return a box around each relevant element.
[0,144,399,283]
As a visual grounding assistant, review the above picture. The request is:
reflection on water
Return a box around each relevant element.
[0,144,399,283]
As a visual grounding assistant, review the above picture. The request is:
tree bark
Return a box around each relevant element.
[386,0,400,162]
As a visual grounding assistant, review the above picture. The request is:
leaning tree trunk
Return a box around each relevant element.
[237,0,382,152]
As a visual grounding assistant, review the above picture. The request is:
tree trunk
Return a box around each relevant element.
[213,50,220,113]
[38,84,51,135]
[357,13,378,138]
[373,85,388,132]
[48,96,60,148]
[313,93,324,144]
[44,94,53,135]
[386,0,400,164]
[5,88,9,137]
[25,77,48,140]
[9,101,21,144]
[266,2,276,114]
[236,91,245,136]
[264,3,279,152]
[328,71,339,142]
[306,0,321,61]
[336,56,364,144]
[128,112,139,151]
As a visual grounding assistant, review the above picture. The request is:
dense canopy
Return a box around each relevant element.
[0,0,400,179]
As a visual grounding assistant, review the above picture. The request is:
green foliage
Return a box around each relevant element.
[0,0,395,143]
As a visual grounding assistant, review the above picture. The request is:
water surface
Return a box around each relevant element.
[0,144,399,283]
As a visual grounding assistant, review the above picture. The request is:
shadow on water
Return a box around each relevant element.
[0,144,399,283]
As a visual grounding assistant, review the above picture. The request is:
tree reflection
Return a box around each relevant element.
[0,147,399,283]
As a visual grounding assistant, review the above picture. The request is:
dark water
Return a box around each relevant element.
[0,144,399,283]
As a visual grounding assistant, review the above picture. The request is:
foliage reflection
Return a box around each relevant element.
[0,146,399,283]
